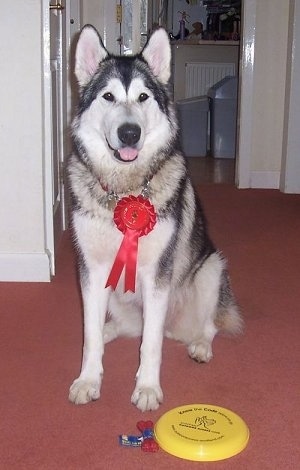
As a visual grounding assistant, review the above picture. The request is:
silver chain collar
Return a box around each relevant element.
[105,178,151,210]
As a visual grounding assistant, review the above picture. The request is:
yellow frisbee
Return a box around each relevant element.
[154,404,249,461]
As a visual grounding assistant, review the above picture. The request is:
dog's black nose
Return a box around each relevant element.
[118,123,141,146]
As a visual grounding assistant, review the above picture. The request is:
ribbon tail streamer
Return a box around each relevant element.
[124,230,139,293]
[105,229,139,293]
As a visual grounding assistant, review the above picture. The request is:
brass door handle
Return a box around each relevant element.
[49,3,64,10]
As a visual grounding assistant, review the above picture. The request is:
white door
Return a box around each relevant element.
[43,0,80,276]
[120,0,149,55]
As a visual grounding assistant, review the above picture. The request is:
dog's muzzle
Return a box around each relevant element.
[114,123,141,162]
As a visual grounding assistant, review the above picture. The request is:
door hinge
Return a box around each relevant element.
[49,2,65,11]
[116,4,122,23]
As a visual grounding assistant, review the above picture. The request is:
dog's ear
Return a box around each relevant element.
[141,28,171,84]
[75,25,108,87]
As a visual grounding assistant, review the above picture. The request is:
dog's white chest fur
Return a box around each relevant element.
[74,210,174,270]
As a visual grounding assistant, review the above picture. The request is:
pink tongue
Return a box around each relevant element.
[118,147,138,161]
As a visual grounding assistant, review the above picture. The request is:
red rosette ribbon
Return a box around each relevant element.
[105,195,156,293]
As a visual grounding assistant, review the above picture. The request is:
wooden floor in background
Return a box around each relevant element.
[186,156,235,185]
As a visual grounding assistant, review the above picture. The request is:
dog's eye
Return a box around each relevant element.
[103,92,115,102]
[138,93,149,103]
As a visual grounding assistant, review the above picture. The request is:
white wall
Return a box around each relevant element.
[237,0,296,190]
[0,1,50,281]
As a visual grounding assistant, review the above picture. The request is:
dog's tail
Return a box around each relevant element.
[216,304,244,335]
[215,266,244,335]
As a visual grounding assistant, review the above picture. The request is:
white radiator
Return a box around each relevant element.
[185,62,236,98]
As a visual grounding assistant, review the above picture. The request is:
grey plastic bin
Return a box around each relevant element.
[208,76,238,158]
[177,96,209,157]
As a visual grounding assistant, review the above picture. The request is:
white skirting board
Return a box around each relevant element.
[250,171,280,189]
[0,252,51,282]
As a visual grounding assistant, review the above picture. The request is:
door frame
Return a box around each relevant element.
[235,0,256,188]
[42,0,54,272]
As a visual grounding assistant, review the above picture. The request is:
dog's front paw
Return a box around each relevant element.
[69,378,100,405]
[131,386,163,412]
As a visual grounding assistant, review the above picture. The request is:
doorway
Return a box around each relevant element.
[169,0,242,184]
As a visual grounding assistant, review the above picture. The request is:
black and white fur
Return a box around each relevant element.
[68,25,242,412]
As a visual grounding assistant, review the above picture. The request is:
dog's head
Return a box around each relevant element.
[73,25,177,179]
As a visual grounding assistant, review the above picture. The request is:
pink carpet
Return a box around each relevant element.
[0,184,299,469]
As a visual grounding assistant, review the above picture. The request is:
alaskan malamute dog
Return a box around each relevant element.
[68,25,242,411]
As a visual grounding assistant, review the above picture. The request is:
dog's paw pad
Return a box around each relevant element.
[131,386,163,412]
[188,341,213,363]
[69,379,100,405]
